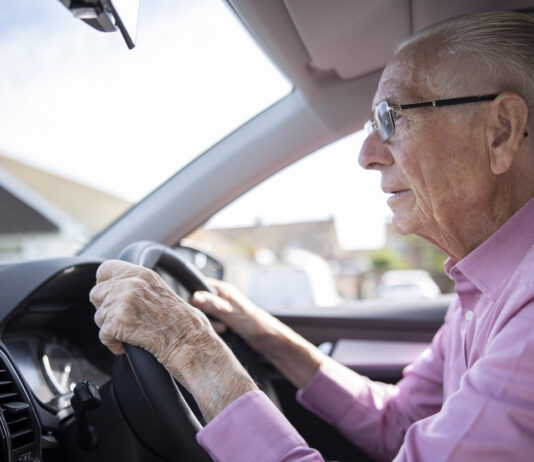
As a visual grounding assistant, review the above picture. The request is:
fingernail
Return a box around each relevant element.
[194,292,206,303]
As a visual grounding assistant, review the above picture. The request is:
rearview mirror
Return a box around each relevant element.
[58,0,139,49]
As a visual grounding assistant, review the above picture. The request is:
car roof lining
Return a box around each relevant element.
[231,0,534,101]
[284,0,534,81]
[284,0,412,80]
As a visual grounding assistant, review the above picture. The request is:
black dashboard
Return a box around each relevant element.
[3,260,112,406]
[0,258,115,462]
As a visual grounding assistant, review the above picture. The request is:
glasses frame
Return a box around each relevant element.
[365,94,498,142]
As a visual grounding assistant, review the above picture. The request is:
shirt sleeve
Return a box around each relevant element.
[197,390,324,462]
[297,326,446,461]
[392,301,534,461]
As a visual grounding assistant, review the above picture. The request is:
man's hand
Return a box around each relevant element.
[192,280,327,389]
[191,279,268,344]
[89,260,257,421]
[90,260,210,365]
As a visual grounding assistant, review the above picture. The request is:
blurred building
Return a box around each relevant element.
[188,218,372,301]
[0,154,131,261]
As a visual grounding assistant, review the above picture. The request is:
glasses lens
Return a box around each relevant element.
[375,101,395,141]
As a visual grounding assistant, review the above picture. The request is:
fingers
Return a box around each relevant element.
[93,304,106,328]
[92,284,127,355]
[206,278,234,299]
[90,279,117,331]
[89,279,110,309]
[92,261,142,356]
[192,291,233,316]
[91,261,228,359]
[191,291,232,333]
[99,325,125,355]
[90,278,130,324]
[206,278,226,293]
[95,260,141,283]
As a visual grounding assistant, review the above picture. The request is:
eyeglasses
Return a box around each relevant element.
[365,94,499,142]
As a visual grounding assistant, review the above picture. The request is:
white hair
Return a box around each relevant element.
[396,11,534,113]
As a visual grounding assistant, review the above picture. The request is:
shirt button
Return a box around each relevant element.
[465,310,473,321]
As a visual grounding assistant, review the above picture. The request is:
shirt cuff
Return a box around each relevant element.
[197,390,316,462]
[297,364,361,426]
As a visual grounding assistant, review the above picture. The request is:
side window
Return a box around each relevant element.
[186,131,453,311]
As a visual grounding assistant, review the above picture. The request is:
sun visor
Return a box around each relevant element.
[284,0,411,80]
[284,0,534,80]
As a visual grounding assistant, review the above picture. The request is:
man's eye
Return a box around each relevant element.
[391,111,402,123]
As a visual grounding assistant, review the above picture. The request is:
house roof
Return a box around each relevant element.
[0,154,132,232]
[0,185,58,234]
[191,218,343,260]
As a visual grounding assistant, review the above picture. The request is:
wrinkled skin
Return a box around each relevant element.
[358,42,533,260]
[91,260,204,361]
[90,260,257,421]
[192,279,326,389]
[192,279,267,339]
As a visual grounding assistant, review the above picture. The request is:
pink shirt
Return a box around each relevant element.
[198,197,534,461]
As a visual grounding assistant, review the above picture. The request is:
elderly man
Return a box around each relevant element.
[90,11,534,462]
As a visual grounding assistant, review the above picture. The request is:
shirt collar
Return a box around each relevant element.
[445,196,534,302]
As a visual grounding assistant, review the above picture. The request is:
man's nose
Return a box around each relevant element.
[358,132,394,170]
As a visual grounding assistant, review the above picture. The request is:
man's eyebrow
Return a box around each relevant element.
[383,93,401,103]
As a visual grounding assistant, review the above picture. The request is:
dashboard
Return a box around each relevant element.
[4,336,109,415]
[0,257,117,462]
[1,260,113,412]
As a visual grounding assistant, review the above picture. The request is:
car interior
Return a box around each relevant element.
[1,1,533,461]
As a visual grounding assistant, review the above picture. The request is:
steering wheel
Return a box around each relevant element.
[111,241,279,462]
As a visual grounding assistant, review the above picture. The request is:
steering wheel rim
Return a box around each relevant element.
[112,241,277,461]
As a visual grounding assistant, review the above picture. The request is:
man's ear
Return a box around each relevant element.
[487,92,529,175]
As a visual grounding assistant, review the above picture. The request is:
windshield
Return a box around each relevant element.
[0,0,291,262]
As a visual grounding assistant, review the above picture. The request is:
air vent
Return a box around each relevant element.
[0,349,40,461]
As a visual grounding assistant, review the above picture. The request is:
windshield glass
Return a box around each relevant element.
[0,0,291,262]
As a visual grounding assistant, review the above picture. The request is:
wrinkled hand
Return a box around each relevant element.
[192,279,326,389]
[89,260,257,421]
[89,260,214,374]
[191,279,273,348]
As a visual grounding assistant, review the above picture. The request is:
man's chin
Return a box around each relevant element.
[391,214,415,235]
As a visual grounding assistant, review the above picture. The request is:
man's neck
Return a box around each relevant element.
[419,194,533,261]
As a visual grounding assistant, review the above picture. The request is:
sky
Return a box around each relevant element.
[0,0,390,250]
